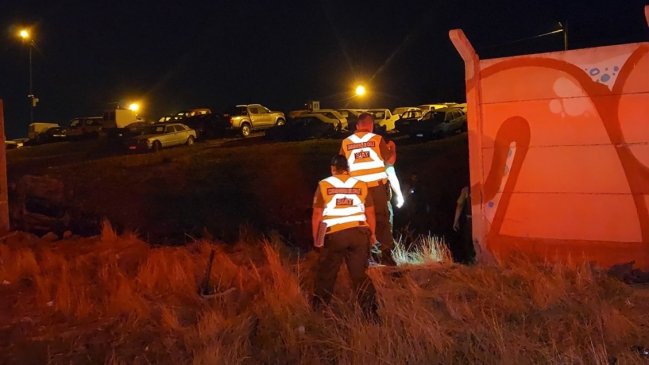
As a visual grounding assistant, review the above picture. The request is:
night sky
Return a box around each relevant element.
[1,0,648,138]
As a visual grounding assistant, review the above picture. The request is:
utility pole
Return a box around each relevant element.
[561,21,569,51]
[0,100,10,234]
[28,43,34,123]
[18,28,37,123]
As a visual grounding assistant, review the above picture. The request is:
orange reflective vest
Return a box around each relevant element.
[341,132,388,184]
[318,175,369,234]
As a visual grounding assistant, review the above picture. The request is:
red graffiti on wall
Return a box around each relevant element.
[469,45,649,266]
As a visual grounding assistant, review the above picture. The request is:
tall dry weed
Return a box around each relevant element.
[1,230,647,364]
[392,234,451,266]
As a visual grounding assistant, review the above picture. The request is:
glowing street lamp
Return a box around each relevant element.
[19,29,31,40]
[355,85,367,97]
[128,103,140,112]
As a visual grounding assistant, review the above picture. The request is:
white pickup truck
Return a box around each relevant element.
[367,109,400,131]
[224,104,285,137]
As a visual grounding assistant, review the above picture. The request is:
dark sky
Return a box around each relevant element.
[1,0,648,138]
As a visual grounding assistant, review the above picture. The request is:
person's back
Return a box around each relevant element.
[311,155,379,320]
[341,132,389,183]
[339,113,396,266]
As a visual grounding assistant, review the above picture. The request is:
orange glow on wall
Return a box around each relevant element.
[450,6,649,268]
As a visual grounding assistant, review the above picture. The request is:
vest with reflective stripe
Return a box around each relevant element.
[342,132,388,183]
[319,175,368,234]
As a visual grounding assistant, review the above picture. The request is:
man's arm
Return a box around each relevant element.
[364,186,377,243]
[378,138,394,163]
[385,140,397,165]
[366,206,377,244]
[453,187,468,231]
[312,207,324,245]
[312,186,325,246]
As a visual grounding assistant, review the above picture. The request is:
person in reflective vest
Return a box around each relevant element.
[340,113,396,266]
[311,154,378,321]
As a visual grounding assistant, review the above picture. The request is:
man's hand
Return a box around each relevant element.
[395,194,405,209]
[453,220,460,232]
[370,235,378,245]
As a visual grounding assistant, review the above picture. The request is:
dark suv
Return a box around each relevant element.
[409,107,467,139]
[181,113,228,139]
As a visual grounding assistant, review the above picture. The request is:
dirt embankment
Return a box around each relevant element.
[7,135,469,245]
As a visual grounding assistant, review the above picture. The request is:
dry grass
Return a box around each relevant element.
[392,234,452,266]
[1,224,648,364]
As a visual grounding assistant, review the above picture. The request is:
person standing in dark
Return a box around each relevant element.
[400,172,430,234]
[452,186,476,264]
[311,155,379,320]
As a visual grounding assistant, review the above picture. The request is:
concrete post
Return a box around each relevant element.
[449,29,493,265]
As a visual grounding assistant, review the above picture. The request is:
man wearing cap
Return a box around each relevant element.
[340,113,396,265]
[311,154,378,320]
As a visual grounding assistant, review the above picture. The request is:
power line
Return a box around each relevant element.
[480,26,566,51]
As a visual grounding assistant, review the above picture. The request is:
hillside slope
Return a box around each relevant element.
[7,135,469,245]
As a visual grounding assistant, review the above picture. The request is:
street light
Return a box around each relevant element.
[17,27,37,123]
[355,85,367,97]
[128,103,140,112]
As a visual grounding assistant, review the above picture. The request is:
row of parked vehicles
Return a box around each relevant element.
[268,102,468,141]
[11,101,468,152]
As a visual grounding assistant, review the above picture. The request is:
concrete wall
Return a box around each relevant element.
[450,6,649,268]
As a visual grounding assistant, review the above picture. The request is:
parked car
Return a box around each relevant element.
[6,138,30,149]
[45,127,69,142]
[115,121,154,139]
[394,109,424,134]
[265,115,336,141]
[163,108,212,122]
[27,122,60,143]
[224,104,285,137]
[366,109,399,131]
[346,109,391,133]
[5,140,24,150]
[103,108,143,137]
[158,114,184,123]
[180,108,212,117]
[127,123,197,152]
[64,116,104,140]
[340,109,365,129]
[182,113,228,139]
[417,102,458,114]
[392,106,421,117]
[409,107,467,139]
[301,109,347,130]
[24,125,67,145]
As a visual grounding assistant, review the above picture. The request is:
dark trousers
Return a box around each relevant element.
[453,218,476,264]
[313,227,378,319]
[368,183,396,265]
